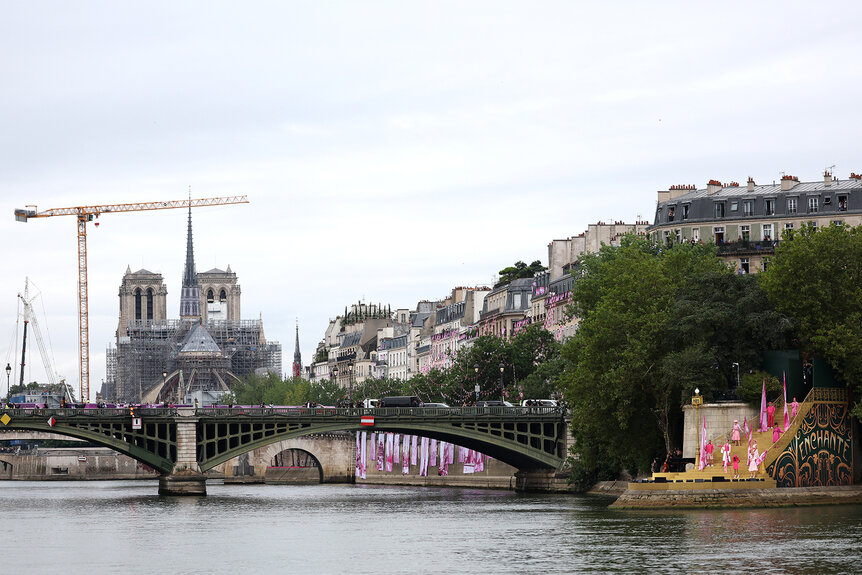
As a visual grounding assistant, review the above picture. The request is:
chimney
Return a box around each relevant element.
[747,177,755,192]
[824,170,832,186]
[780,174,799,191]
[706,179,722,195]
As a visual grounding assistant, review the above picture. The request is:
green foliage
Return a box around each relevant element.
[497,260,546,286]
[559,235,789,479]
[229,373,344,406]
[759,223,862,417]
[736,370,782,407]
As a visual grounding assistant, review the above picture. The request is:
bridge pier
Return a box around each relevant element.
[514,469,571,493]
[159,418,207,496]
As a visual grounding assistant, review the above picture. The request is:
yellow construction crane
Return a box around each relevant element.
[14,195,249,402]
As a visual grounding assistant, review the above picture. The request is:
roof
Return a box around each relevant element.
[200,267,227,275]
[179,323,223,355]
[660,179,860,205]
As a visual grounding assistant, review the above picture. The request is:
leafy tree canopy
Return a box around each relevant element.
[497,260,546,285]
[759,223,862,417]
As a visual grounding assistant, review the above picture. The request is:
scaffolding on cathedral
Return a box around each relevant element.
[103,319,281,403]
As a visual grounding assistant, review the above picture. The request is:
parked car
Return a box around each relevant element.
[423,402,449,408]
[520,399,558,407]
[475,400,513,407]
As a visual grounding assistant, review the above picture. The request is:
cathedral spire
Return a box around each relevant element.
[179,204,201,320]
[292,319,302,378]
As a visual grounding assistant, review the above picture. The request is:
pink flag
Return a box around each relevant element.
[393,434,400,464]
[746,431,752,465]
[359,431,367,479]
[698,416,707,470]
[411,435,418,466]
[401,435,410,474]
[743,417,750,435]
[430,439,438,467]
[377,433,385,471]
[385,433,394,472]
[369,432,377,463]
[782,372,790,432]
[760,378,768,432]
[355,432,362,478]
[419,437,429,476]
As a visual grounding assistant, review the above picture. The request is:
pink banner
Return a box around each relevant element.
[394,434,401,464]
[411,435,418,466]
[402,434,410,474]
[430,439,438,467]
[419,437,429,477]
[385,433,394,472]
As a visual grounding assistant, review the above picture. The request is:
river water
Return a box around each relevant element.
[2,481,860,574]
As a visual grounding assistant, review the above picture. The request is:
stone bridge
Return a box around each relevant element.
[0,405,569,494]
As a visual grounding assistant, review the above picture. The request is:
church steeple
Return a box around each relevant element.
[292,320,302,378]
[179,204,201,320]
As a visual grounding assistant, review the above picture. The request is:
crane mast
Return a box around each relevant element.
[14,195,249,402]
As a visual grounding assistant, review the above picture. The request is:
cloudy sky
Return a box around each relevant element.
[2,2,861,399]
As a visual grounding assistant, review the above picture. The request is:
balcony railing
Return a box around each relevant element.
[716,239,778,254]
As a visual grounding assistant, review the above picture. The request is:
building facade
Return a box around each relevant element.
[648,172,862,273]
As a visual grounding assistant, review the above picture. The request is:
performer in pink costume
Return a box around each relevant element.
[721,442,731,473]
[705,440,715,466]
[766,404,776,427]
[772,425,782,443]
[790,398,799,420]
[748,442,760,479]
[731,420,742,446]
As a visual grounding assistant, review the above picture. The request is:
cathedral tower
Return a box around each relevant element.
[293,321,302,378]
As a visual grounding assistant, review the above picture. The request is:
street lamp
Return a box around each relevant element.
[473,364,479,404]
[692,387,703,464]
[332,366,339,386]
[5,363,11,403]
[162,371,167,405]
[348,363,354,400]
[731,362,740,388]
[499,362,505,403]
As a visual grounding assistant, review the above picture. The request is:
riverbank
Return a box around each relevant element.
[610,484,862,509]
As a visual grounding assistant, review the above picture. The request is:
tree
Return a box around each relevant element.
[497,260,546,285]
[759,223,862,416]
[559,237,729,477]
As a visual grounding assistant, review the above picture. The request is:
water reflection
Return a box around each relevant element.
[0,482,859,574]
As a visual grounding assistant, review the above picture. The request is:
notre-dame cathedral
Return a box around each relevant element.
[102,207,281,404]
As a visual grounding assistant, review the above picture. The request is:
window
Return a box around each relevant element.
[714,226,725,244]
[762,223,773,241]
[207,289,215,303]
[762,258,771,272]
[740,225,750,241]
[691,227,700,242]
[730,201,738,212]
[739,258,750,274]
[764,199,775,215]
[146,288,154,321]
[743,200,754,216]
[824,196,832,205]
[682,204,690,220]
[787,198,798,214]
[838,195,848,211]
[808,197,819,213]
[832,220,844,227]
[667,206,675,222]
[784,222,794,231]
[674,229,681,243]
[219,289,227,302]
[714,203,725,218]
[134,288,142,321]
[808,220,817,231]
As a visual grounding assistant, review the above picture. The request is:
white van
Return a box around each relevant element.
[363,398,379,408]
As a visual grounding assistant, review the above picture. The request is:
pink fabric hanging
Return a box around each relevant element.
[698,416,707,470]
[419,437,429,477]
[385,433,394,472]
[430,439,438,467]
[760,378,768,432]
[359,431,367,479]
[439,444,449,476]
[782,373,790,432]
[459,446,467,463]
[377,433,385,471]
[369,432,376,463]
[402,436,410,474]
[475,451,484,473]
[411,435,418,466]
[447,442,454,465]
[393,434,401,464]
[463,449,475,474]
[355,432,362,478]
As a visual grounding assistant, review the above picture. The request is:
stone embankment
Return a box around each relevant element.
[610,485,862,509]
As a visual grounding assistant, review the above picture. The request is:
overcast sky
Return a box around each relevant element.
[2,2,861,399]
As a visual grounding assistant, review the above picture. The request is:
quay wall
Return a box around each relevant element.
[611,485,862,509]
[0,448,159,481]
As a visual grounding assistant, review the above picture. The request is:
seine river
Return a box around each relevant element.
[2,481,860,574]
